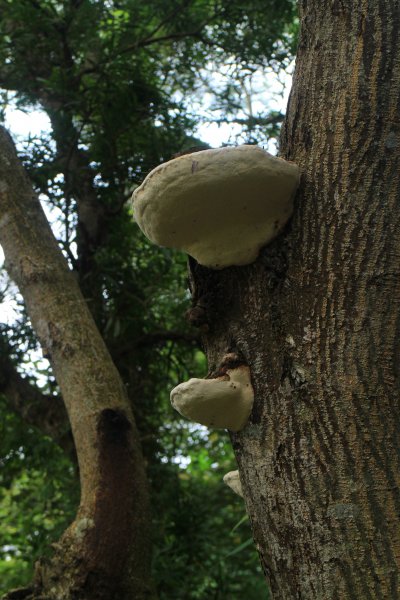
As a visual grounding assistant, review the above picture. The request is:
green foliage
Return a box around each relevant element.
[152,426,268,599]
[0,396,78,595]
[0,0,296,596]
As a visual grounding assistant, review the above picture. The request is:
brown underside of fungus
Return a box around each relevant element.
[132,145,300,269]
[170,366,254,432]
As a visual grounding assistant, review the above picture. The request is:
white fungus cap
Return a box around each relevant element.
[223,470,243,498]
[132,145,300,269]
[170,366,253,432]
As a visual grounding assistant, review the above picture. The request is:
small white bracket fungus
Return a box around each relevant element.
[170,365,254,432]
[132,145,300,269]
[223,470,243,498]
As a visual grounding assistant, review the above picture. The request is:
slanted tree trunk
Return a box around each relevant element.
[0,127,155,600]
[191,2,400,597]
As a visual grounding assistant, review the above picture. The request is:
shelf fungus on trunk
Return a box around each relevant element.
[170,365,254,431]
[132,145,300,269]
[223,470,243,498]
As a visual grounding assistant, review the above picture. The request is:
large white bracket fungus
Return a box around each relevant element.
[132,145,300,269]
[170,366,253,432]
[223,470,243,498]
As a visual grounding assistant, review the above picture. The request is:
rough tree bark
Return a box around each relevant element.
[0,127,155,600]
[191,2,400,598]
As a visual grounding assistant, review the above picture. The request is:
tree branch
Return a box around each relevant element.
[138,0,194,44]
[120,5,224,56]
[136,329,200,347]
[0,345,74,456]
[112,329,200,361]
[211,113,285,127]
[0,125,153,597]
[113,29,203,59]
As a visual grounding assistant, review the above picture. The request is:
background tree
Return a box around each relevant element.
[190,0,400,597]
[0,0,297,598]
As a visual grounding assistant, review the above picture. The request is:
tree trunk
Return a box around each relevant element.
[0,127,155,600]
[191,2,400,597]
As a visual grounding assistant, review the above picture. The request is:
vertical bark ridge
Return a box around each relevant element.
[280,1,400,596]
